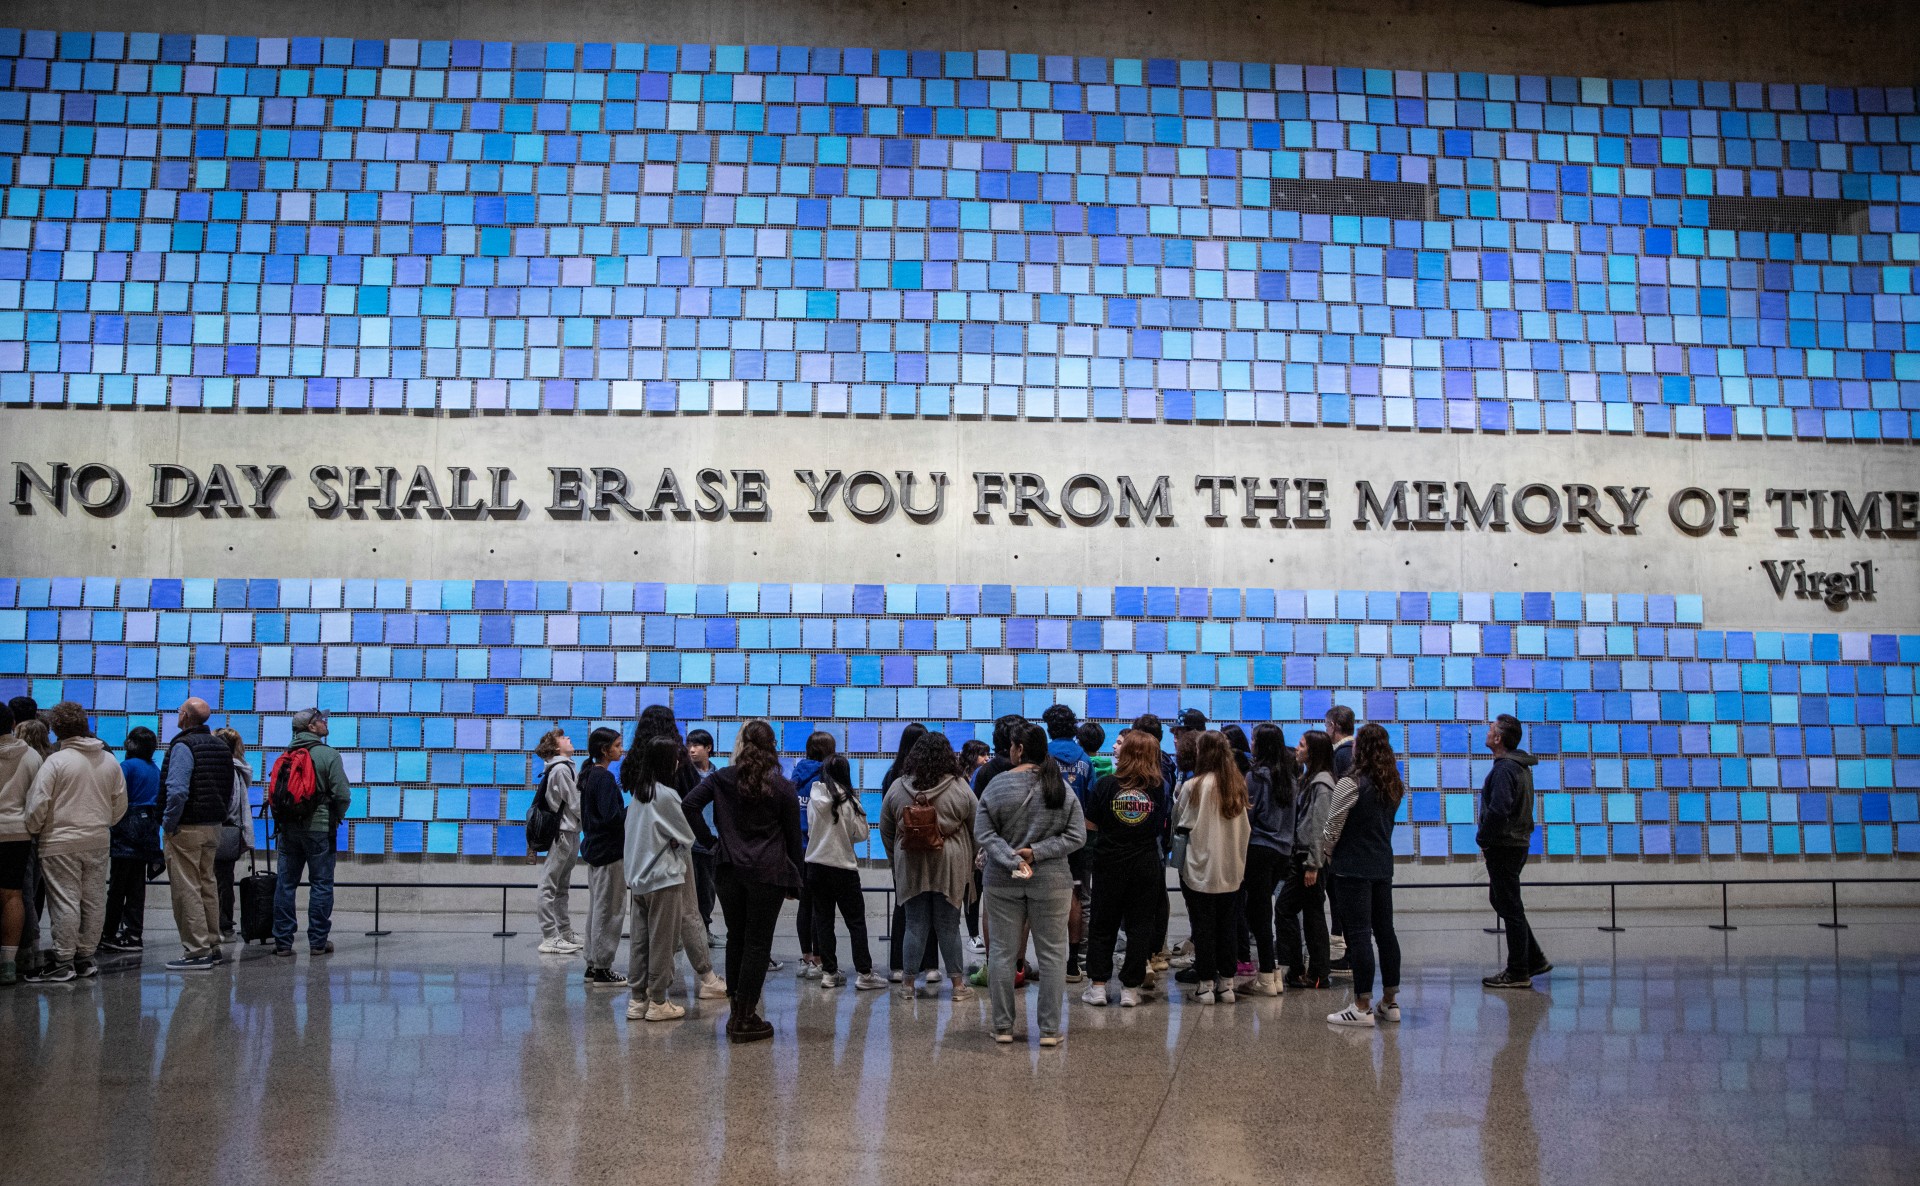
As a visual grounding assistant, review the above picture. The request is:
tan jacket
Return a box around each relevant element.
[0,735,44,842]
[1176,774,1250,894]
[25,737,128,854]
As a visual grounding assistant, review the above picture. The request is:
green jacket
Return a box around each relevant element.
[290,731,351,831]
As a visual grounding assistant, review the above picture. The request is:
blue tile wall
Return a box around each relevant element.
[2,575,1916,863]
[1,29,1919,440]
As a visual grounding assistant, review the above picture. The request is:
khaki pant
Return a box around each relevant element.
[166,825,222,957]
[39,848,108,963]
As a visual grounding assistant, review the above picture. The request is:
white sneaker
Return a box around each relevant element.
[1188,986,1216,1005]
[949,984,976,1003]
[1215,979,1237,1005]
[696,972,729,1000]
[1328,936,1347,959]
[1251,971,1282,997]
[888,969,904,983]
[1081,983,1109,1007]
[561,932,585,949]
[969,937,986,954]
[818,971,845,988]
[925,968,943,983]
[1327,1005,1375,1027]
[1119,987,1141,1008]
[645,1000,687,1022]
[625,999,647,1020]
[1038,1033,1065,1048]
[798,962,822,980]
[536,937,570,955]
[855,972,889,991]
[1377,1001,1401,1023]
[898,983,918,1002]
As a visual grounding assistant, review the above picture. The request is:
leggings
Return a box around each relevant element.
[1240,845,1286,973]
[1332,875,1400,998]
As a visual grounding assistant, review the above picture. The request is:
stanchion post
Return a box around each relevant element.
[1708,881,1737,931]
[493,885,516,938]
[1598,882,1625,933]
[1818,880,1848,930]
[365,884,392,937]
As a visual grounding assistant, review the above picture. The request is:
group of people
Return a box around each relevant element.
[0,695,346,985]
[526,700,1553,1044]
[0,687,1552,1038]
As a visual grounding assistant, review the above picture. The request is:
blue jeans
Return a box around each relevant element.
[900,890,965,985]
[274,829,337,949]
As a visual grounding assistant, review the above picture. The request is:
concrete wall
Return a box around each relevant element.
[8,413,1917,631]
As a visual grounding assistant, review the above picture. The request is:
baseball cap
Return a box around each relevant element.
[290,706,328,731]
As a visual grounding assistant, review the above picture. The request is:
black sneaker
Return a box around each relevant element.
[24,962,75,984]
[1328,956,1351,972]
[1529,961,1554,978]
[583,966,629,989]
[99,936,139,953]
[1174,966,1201,984]
[1483,969,1534,990]
[1284,972,1330,990]
[73,958,98,979]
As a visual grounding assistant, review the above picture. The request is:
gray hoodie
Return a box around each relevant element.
[26,737,127,854]
[0,734,44,842]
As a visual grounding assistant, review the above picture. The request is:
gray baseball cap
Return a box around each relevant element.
[290,707,328,731]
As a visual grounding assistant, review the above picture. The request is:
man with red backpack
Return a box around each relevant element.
[270,708,351,957]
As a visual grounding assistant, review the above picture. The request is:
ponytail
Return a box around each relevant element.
[1014,722,1066,811]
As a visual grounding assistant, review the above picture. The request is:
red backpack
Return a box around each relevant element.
[267,746,322,823]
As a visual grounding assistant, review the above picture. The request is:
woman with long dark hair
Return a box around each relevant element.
[578,726,629,989]
[623,736,725,1021]
[1276,730,1337,988]
[684,720,803,1043]
[878,731,977,1002]
[1080,729,1169,1008]
[1322,722,1406,1027]
[1176,731,1250,1004]
[1240,722,1296,997]
[806,753,885,990]
[973,722,1085,1045]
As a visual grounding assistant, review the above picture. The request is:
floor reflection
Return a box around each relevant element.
[0,917,1913,1185]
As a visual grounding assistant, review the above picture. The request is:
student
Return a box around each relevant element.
[160,698,233,971]
[622,708,726,966]
[1323,705,1357,971]
[684,727,720,945]
[1175,731,1250,1004]
[531,729,583,956]
[973,722,1085,1046]
[788,731,836,980]
[578,726,629,989]
[619,732,727,1007]
[22,702,126,983]
[101,726,161,953]
[1130,713,1177,976]
[212,727,254,943]
[1220,722,1256,982]
[958,738,991,951]
[1241,723,1295,997]
[877,731,978,1003]
[1041,705,1094,984]
[623,737,728,1021]
[0,702,43,984]
[1276,730,1337,988]
[685,720,804,1044]
[1081,729,1168,1008]
[1079,723,1111,781]
[1323,723,1406,1027]
[1479,714,1549,989]
[806,754,885,990]
[877,724,937,981]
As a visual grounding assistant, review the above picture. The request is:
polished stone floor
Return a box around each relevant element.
[1,904,1914,1186]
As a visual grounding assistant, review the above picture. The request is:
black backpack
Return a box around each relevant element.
[525,765,563,855]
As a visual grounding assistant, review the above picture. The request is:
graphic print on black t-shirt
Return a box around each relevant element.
[1109,785,1155,826]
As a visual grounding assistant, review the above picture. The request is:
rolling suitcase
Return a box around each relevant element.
[238,845,277,945]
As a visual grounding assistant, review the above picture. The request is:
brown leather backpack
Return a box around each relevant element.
[898,782,946,853]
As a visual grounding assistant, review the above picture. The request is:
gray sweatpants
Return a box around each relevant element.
[536,831,579,941]
[678,880,714,975]
[585,860,625,971]
[628,880,688,1004]
[39,848,108,964]
[984,883,1072,1038]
